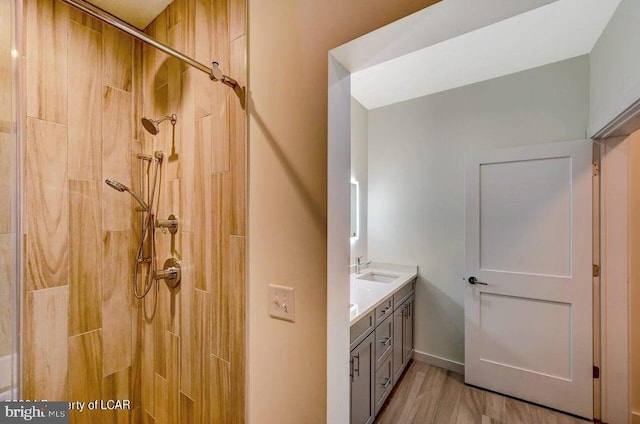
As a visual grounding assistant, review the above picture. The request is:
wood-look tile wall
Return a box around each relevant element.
[22,0,247,422]
[140,0,247,422]
[22,0,140,421]
[0,0,15,362]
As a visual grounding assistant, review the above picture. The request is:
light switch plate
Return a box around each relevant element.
[269,284,295,322]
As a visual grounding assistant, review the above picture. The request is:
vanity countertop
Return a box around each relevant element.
[350,262,418,325]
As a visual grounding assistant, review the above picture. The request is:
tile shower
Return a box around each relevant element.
[6,0,247,422]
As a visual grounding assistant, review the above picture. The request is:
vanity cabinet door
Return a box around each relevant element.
[392,304,404,381]
[351,332,375,424]
[403,295,415,366]
[393,294,415,381]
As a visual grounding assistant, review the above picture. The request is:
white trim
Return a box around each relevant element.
[593,143,602,420]
[0,355,12,391]
[590,78,640,139]
[0,389,15,401]
[591,97,640,140]
[600,136,630,424]
[326,54,352,424]
[413,350,465,375]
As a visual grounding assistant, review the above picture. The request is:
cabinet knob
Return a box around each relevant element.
[379,336,391,346]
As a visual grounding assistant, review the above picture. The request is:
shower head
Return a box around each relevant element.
[141,117,160,135]
[141,114,177,135]
[104,179,149,212]
[105,178,127,192]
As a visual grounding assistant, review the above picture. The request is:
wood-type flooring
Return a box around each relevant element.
[376,361,591,424]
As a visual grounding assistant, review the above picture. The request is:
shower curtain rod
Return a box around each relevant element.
[61,0,239,89]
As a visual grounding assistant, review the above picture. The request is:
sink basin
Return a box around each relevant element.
[357,272,399,284]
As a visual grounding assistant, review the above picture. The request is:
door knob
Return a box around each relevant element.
[467,276,487,285]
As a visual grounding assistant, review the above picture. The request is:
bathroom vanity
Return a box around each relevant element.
[349,264,417,424]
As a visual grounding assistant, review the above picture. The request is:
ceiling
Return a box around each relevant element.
[89,0,172,29]
[351,0,622,110]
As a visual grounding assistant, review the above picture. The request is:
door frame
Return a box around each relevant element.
[598,136,631,424]
[592,98,640,424]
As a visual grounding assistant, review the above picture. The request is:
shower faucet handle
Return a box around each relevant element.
[154,258,181,289]
[156,214,179,234]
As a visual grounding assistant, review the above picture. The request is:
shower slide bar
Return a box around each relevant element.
[61,0,239,90]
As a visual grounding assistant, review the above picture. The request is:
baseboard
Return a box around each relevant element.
[632,411,640,424]
[413,350,465,375]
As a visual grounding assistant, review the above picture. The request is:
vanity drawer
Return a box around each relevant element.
[393,278,416,309]
[374,354,393,415]
[375,298,393,326]
[374,314,393,370]
[350,311,374,349]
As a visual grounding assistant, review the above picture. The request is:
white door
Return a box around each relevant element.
[464,140,593,419]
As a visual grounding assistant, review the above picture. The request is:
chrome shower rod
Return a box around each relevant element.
[61,0,238,89]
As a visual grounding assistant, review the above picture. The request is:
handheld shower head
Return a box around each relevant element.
[141,114,177,135]
[105,178,127,192]
[104,179,149,211]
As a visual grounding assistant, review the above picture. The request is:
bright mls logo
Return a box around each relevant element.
[1,402,68,423]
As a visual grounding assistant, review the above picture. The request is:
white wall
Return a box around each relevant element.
[366,56,589,363]
[350,98,368,265]
[589,0,640,136]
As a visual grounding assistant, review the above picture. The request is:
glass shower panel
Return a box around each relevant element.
[0,0,19,400]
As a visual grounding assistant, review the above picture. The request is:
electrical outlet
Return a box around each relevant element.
[269,284,295,322]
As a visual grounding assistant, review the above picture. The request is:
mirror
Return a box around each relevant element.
[350,181,358,238]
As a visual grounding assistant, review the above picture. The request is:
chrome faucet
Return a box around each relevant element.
[356,256,371,274]
[153,258,182,289]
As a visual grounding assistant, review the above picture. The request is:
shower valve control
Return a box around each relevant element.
[156,214,179,234]
[154,258,181,289]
